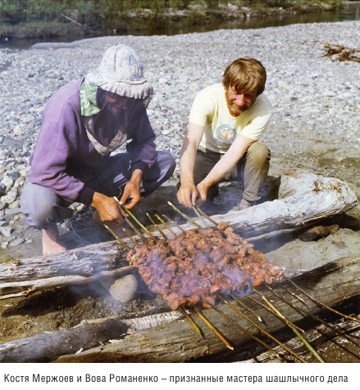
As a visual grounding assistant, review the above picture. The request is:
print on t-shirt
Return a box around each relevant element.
[216,124,237,143]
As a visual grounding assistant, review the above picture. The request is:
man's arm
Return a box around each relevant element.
[196,134,255,204]
[177,122,204,207]
[119,168,143,209]
[91,192,124,224]
[91,168,143,226]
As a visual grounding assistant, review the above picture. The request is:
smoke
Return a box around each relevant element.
[128,225,283,311]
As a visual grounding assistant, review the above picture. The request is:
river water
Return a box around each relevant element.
[1,2,359,50]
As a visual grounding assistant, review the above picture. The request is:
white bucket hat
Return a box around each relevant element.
[85,44,153,100]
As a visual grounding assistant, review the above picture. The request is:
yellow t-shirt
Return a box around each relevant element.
[189,83,273,153]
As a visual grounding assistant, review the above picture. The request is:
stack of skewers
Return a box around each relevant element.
[104,200,360,363]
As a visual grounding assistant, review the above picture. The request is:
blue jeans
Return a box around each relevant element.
[21,151,175,229]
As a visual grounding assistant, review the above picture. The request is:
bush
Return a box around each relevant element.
[0,0,344,28]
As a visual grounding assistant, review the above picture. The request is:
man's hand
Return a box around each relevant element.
[120,181,141,209]
[196,181,210,206]
[119,168,142,209]
[177,183,199,208]
[178,122,204,208]
[91,192,125,224]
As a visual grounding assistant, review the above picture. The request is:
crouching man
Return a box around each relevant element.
[21,44,175,256]
[177,57,272,210]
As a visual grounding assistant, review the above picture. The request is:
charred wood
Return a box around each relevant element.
[52,256,358,363]
[0,256,357,363]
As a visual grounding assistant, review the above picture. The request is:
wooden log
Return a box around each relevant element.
[0,241,133,299]
[0,169,357,298]
[218,169,358,238]
[0,266,136,300]
[0,312,181,363]
[0,318,128,363]
[0,240,126,282]
[54,256,360,363]
[0,256,358,363]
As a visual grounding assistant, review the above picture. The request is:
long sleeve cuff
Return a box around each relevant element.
[130,161,147,174]
[77,186,95,205]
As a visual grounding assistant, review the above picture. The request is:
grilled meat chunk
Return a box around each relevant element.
[127,223,282,310]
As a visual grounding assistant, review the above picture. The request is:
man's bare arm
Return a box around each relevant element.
[197,134,256,203]
[119,168,143,209]
[91,192,124,224]
[177,122,204,207]
[91,168,143,224]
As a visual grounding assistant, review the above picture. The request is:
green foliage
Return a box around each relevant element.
[243,0,342,7]
[0,0,344,25]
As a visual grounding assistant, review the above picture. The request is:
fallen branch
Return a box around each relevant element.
[61,13,87,29]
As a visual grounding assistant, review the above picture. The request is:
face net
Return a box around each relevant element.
[87,88,149,151]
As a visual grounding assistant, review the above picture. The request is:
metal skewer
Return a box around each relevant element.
[285,288,308,305]
[248,289,305,333]
[179,306,204,339]
[195,206,218,226]
[155,214,177,238]
[112,197,147,244]
[250,287,325,363]
[162,214,186,234]
[168,201,202,229]
[103,224,130,251]
[265,285,360,351]
[194,306,234,350]
[283,274,360,324]
[147,212,168,240]
[274,284,359,349]
[192,207,208,228]
[124,216,148,244]
[209,303,283,360]
[222,297,307,362]
[122,206,157,241]
[122,227,137,246]
[230,294,265,324]
[346,324,360,333]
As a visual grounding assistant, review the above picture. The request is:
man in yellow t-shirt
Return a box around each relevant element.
[177,57,273,210]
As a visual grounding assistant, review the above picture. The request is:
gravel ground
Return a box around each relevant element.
[0,20,359,258]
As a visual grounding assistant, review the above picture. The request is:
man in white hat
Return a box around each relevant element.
[21,44,175,256]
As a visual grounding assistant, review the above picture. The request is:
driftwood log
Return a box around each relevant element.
[0,170,358,299]
[0,256,358,362]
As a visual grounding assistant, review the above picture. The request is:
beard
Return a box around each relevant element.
[225,91,252,116]
[228,103,244,116]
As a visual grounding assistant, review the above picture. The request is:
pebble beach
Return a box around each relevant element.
[0,20,359,255]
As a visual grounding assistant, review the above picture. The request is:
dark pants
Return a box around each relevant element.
[194,142,270,202]
[21,151,175,229]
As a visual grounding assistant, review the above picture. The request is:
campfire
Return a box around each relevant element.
[0,170,358,363]
[103,200,360,362]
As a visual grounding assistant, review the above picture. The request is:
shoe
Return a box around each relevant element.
[234,198,255,211]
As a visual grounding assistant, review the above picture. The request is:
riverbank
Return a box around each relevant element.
[0,20,359,259]
[0,1,349,43]
[0,21,359,362]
